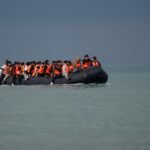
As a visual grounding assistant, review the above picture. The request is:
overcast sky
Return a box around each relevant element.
[0,0,150,66]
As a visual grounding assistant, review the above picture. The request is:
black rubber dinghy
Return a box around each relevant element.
[2,67,108,85]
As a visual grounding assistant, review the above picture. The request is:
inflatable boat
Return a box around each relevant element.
[1,66,108,85]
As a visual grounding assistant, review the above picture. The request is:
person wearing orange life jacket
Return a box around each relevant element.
[50,61,62,85]
[44,60,51,77]
[26,61,35,76]
[76,61,81,69]
[68,61,74,73]
[15,62,25,84]
[32,62,40,77]
[14,62,21,77]
[42,60,49,76]
[82,54,92,69]
[92,56,101,67]
[74,58,82,72]
[45,63,52,77]
[38,62,45,77]
[54,62,62,77]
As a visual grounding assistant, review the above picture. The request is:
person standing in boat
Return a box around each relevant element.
[62,60,69,79]
[0,60,12,84]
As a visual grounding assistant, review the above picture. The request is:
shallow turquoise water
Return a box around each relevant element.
[0,67,150,150]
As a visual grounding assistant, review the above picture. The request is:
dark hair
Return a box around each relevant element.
[84,54,89,57]
[64,60,68,63]
[52,61,56,64]
[45,60,49,64]
[6,60,11,64]
[93,56,97,60]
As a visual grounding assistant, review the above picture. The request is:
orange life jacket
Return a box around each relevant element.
[92,61,101,67]
[83,62,90,69]
[69,65,74,73]
[15,65,21,75]
[53,65,62,76]
[54,69,61,75]
[76,62,81,68]
[46,65,52,74]
[32,64,39,76]
[65,65,70,74]
[38,65,44,74]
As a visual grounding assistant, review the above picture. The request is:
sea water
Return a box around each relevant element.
[0,66,150,150]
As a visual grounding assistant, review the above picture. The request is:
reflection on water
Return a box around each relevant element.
[52,83,110,89]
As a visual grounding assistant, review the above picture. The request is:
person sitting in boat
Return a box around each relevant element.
[26,62,32,76]
[13,62,25,84]
[82,54,92,69]
[21,62,29,80]
[38,62,45,77]
[73,57,82,72]
[14,62,21,77]
[45,61,52,77]
[32,62,39,77]
[92,56,101,67]
[0,60,12,84]
[68,61,74,73]
[57,60,63,68]
[50,61,62,85]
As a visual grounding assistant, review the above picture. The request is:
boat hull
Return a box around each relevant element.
[1,67,108,85]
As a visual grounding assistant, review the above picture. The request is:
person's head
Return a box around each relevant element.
[93,56,97,60]
[45,60,49,64]
[21,62,24,66]
[8,63,12,67]
[84,54,89,60]
[68,61,72,65]
[38,61,41,65]
[5,60,11,65]
[63,60,67,64]
[52,61,56,65]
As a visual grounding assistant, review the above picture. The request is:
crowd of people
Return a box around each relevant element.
[0,55,101,85]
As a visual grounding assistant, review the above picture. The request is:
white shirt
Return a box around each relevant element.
[0,68,2,76]
[2,64,6,69]
[24,65,28,71]
[62,64,67,74]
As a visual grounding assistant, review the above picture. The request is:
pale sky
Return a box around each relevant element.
[0,0,150,66]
